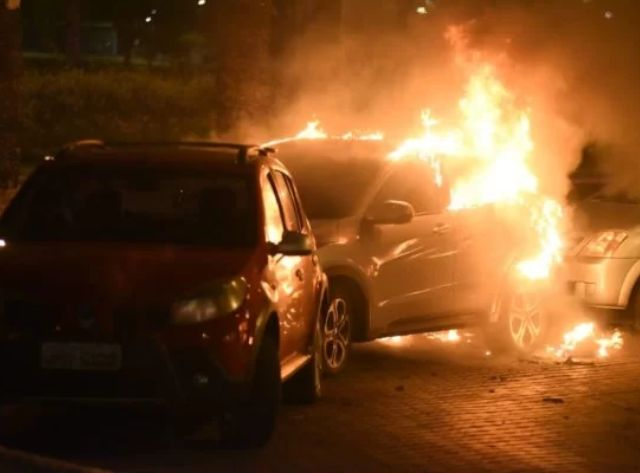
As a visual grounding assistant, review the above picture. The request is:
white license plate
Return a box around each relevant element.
[41,343,122,371]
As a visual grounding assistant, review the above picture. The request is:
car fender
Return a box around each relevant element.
[618,259,640,307]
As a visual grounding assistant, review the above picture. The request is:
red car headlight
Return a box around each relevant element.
[172,277,247,325]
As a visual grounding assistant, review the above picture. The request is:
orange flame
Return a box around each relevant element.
[546,322,623,360]
[264,120,383,147]
[389,64,564,282]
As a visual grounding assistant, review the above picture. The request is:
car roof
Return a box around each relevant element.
[43,141,282,175]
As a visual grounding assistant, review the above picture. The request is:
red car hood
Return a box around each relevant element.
[0,243,259,335]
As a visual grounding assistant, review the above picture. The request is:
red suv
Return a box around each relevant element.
[0,141,327,446]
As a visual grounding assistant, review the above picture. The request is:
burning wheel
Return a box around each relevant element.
[322,284,353,376]
[485,287,548,355]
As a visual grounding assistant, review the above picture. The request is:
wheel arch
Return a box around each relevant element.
[618,259,640,308]
[324,265,371,341]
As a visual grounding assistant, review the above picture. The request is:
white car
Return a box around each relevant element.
[564,191,640,328]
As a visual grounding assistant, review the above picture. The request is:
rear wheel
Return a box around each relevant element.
[219,334,280,448]
[322,284,353,376]
[485,288,548,355]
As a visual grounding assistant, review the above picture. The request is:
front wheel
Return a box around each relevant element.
[484,288,548,355]
[322,284,353,376]
[219,334,280,448]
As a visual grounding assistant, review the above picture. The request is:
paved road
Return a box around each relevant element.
[2,330,640,473]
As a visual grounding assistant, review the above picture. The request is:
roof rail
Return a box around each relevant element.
[54,140,276,164]
[50,139,106,160]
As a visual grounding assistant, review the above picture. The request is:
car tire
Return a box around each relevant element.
[484,287,548,355]
[219,334,280,448]
[322,283,353,376]
[628,287,640,332]
[283,317,322,404]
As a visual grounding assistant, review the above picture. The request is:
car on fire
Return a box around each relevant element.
[276,139,546,375]
[565,189,640,330]
[0,141,327,447]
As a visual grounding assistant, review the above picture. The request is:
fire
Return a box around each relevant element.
[388,64,564,282]
[426,329,462,343]
[294,120,328,141]
[263,120,383,147]
[546,322,623,360]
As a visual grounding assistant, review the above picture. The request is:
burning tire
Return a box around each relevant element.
[322,283,354,376]
[485,287,549,355]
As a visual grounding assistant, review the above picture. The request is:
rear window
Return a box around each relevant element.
[1,164,257,247]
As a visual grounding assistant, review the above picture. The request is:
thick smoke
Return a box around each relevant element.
[238,0,638,202]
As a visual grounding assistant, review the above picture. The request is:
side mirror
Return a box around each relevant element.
[273,231,314,256]
[365,200,415,225]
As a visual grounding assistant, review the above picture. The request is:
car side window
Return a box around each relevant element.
[373,162,449,215]
[282,174,310,234]
[271,171,302,232]
[262,173,286,244]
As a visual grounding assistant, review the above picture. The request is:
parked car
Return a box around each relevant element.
[276,139,545,375]
[564,189,640,329]
[0,141,328,447]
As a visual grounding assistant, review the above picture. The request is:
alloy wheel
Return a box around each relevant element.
[323,297,351,371]
[508,292,543,350]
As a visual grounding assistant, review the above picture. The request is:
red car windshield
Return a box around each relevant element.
[1,164,257,247]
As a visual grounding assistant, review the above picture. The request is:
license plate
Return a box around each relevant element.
[41,343,122,371]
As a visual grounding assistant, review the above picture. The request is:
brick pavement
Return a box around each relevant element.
[2,332,640,472]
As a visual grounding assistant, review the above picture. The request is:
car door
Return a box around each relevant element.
[261,171,305,360]
[364,161,456,332]
[270,170,315,355]
[278,171,319,345]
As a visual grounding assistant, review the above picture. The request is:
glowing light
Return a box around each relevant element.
[546,322,624,360]
[0,239,6,248]
[416,6,427,15]
[425,329,462,343]
[380,336,406,346]
[264,120,383,147]
[145,16,152,23]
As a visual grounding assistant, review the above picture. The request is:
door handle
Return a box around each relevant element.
[432,223,451,235]
[295,268,304,282]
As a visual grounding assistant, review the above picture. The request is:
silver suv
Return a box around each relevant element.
[277,140,545,374]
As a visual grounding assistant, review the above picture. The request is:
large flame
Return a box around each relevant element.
[389,64,564,281]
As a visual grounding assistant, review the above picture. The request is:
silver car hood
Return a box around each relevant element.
[309,217,361,248]
[309,219,342,248]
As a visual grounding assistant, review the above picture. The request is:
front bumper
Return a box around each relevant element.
[562,256,638,309]
[0,337,247,411]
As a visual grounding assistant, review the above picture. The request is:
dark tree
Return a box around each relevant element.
[64,0,80,64]
[0,0,22,187]
[207,0,274,134]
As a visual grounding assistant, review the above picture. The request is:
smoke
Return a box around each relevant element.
[225,0,638,202]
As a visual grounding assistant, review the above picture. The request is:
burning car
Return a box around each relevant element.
[277,138,548,374]
[0,141,327,446]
